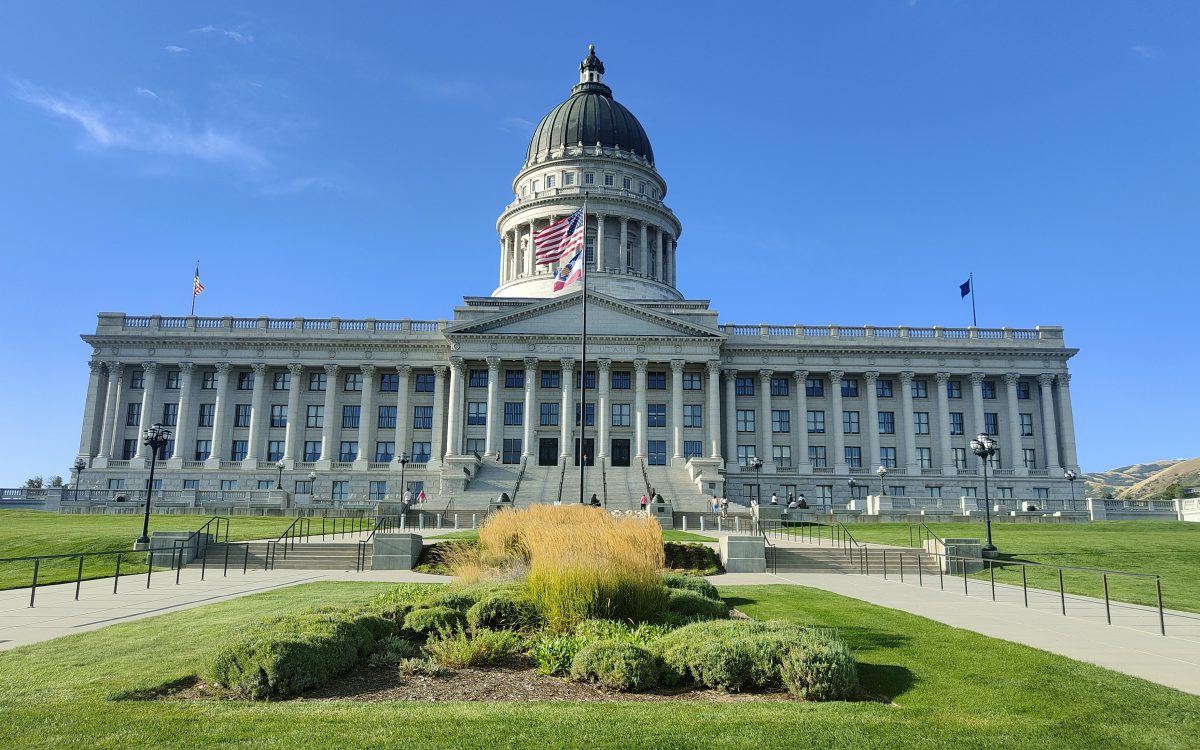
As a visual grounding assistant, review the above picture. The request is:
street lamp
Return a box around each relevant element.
[848,478,858,507]
[308,471,318,501]
[72,458,86,504]
[876,465,888,496]
[275,460,286,490]
[397,451,411,501]
[749,456,763,505]
[970,432,998,555]
[1064,469,1078,511]
[137,424,171,547]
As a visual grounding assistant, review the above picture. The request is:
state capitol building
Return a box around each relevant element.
[72,47,1080,512]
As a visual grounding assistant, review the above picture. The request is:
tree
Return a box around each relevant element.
[23,476,44,489]
[1158,483,1184,500]
[48,475,64,487]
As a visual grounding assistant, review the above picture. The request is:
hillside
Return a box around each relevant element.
[1084,460,1181,498]
[1121,457,1200,499]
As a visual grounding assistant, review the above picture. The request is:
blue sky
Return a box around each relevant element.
[0,1,1196,482]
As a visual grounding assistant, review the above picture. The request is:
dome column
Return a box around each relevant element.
[619,218,629,271]
[640,223,649,277]
[655,227,664,281]
[596,213,606,271]
[527,220,536,277]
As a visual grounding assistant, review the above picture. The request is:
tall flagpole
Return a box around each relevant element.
[579,193,590,505]
[190,261,199,316]
[969,271,978,328]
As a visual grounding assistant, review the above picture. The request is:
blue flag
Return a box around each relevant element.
[960,278,971,298]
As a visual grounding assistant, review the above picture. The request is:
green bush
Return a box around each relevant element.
[418,589,482,613]
[403,606,467,636]
[569,639,659,692]
[779,630,859,701]
[209,608,384,699]
[368,635,419,667]
[573,619,673,646]
[529,632,587,676]
[530,619,675,676]
[369,584,443,623]
[467,591,539,630]
[414,540,478,575]
[397,657,451,677]
[424,627,523,668]
[666,589,729,620]
[662,572,720,601]
[663,542,722,575]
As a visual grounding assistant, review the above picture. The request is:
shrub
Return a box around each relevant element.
[415,540,479,575]
[663,543,722,575]
[662,573,720,601]
[369,584,443,623]
[419,589,481,613]
[424,627,523,669]
[530,619,674,676]
[467,591,539,630]
[573,619,673,647]
[403,606,466,636]
[779,631,859,701]
[397,658,451,677]
[209,608,384,699]
[569,639,659,692]
[368,635,420,667]
[529,632,587,676]
[666,589,729,620]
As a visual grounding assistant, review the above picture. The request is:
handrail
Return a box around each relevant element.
[639,457,652,498]
[754,518,777,575]
[556,461,567,503]
[172,515,230,563]
[601,459,608,509]
[510,456,528,506]
[356,515,404,572]
[272,516,311,560]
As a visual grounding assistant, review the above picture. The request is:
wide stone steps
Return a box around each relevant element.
[188,541,370,571]
[770,546,940,575]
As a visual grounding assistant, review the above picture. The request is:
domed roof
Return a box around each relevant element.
[525,47,654,166]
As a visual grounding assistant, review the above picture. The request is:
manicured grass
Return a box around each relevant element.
[0,510,359,590]
[822,521,1200,613]
[429,528,714,543]
[0,582,1196,749]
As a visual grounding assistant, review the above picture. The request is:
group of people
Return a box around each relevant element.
[746,492,810,514]
[638,488,662,512]
[400,488,427,509]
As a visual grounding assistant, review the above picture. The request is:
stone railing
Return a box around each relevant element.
[503,183,671,214]
[717,324,1062,344]
[102,314,446,336]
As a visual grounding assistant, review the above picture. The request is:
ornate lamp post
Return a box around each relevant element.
[397,451,411,500]
[308,471,318,501]
[72,458,86,504]
[848,478,858,507]
[137,424,171,547]
[876,465,888,496]
[749,456,763,505]
[970,433,998,555]
[1064,469,1078,511]
[275,460,286,490]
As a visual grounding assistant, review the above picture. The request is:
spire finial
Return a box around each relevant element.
[579,44,605,84]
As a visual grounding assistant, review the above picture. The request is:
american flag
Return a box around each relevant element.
[534,207,586,264]
[193,265,205,296]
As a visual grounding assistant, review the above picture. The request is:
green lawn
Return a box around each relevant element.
[802,520,1200,614]
[0,582,1196,749]
[0,510,364,590]
[429,528,715,543]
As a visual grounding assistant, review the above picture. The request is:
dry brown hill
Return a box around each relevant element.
[1084,460,1180,498]
[1121,457,1200,499]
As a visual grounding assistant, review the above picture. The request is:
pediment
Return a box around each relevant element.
[444,292,723,339]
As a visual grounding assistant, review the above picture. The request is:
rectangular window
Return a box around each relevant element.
[308,372,326,391]
[234,404,251,428]
[331,480,348,500]
[545,174,555,188]
[466,402,487,426]
[604,174,614,186]
[194,440,211,461]
[375,441,395,462]
[220,479,237,491]
[880,447,897,468]
[1017,381,1031,400]
[378,405,397,429]
[270,404,287,428]
[201,371,218,390]
[736,409,756,432]
[927,486,942,498]
[540,402,560,426]
[505,369,524,388]
[541,370,560,389]
[988,449,1003,470]
[806,410,825,434]
[982,380,997,399]
[273,372,291,391]
[949,412,964,435]
[237,371,254,390]
[911,379,928,398]
[130,370,144,390]
[1020,413,1034,436]
[411,442,431,463]
[165,370,181,390]
[339,441,358,462]
[121,439,137,460]
[770,377,790,397]
[160,440,174,460]
[997,487,1014,499]
[1034,487,1049,500]
[198,403,215,427]
[342,405,360,429]
[502,438,522,464]
[379,373,399,392]
[623,176,632,190]
[161,402,178,427]
[984,412,999,435]
[808,446,827,468]
[230,440,248,461]
[647,440,666,466]
[575,403,595,427]
[343,373,362,392]
[844,444,864,468]
[954,447,968,469]
[962,485,977,498]
[735,377,754,396]
[414,373,434,392]
[370,481,388,501]
[737,445,756,466]
[295,480,313,495]
[876,378,893,398]
[841,379,859,397]
[503,402,523,426]
[267,440,284,461]
[684,441,703,459]
[683,404,703,428]
[182,479,198,490]
[563,172,574,186]
[583,172,594,185]
[647,371,666,390]
[916,447,932,469]
[805,377,824,397]
[306,405,324,428]
[771,409,790,433]
[878,411,895,434]
[574,370,597,389]
[611,371,631,389]
[304,441,321,462]
[773,445,792,469]
[638,180,647,195]
[914,412,930,435]
[843,411,860,434]
[469,369,488,387]
[413,406,432,430]
[126,402,141,427]
[647,403,666,427]
[466,438,485,455]
[609,403,628,427]
[947,380,962,399]
[682,373,702,390]
[1023,448,1038,469]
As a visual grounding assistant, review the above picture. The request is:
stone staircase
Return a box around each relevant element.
[512,463,563,504]
[769,544,940,576]
[188,540,369,571]
[643,464,712,512]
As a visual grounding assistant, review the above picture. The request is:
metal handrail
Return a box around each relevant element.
[510,456,528,505]
[173,515,230,563]
[754,518,777,574]
[356,514,403,572]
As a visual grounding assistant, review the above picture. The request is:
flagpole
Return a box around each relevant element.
[579,193,590,505]
[190,261,199,316]
[969,271,977,328]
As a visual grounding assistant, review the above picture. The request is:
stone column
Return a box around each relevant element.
[634,359,648,458]
[970,373,986,443]
[445,358,465,457]
[829,370,847,474]
[864,372,880,472]
[596,359,611,463]
[133,363,159,460]
[619,218,629,270]
[355,365,377,467]
[559,358,575,460]
[316,364,340,465]
[527,220,536,275]
[97,361,124,461]
[757,369,773,470]
[282,364,304,466]
[244,363,269,465]
[670,360,685,461]
[1004,373,1025,475]
[430,366,448,465]
[704,361,721,458]
[723,369,738,466]
[499,235,508,285]
[596,213,606,270]
[522,358,538,458]
[793,370,811,473]
[77,360,106,462]
[1038,374,1062,472]
[899,371,918,474]
[393,366,411,465]
[1056,373,1078,471]
[668,235,677,285]
[654,227,664,281]
[206,362,232,465]
[170,363,196,468]
[935,372,955,475]
[484,357,501,459]
[639,222,649,276]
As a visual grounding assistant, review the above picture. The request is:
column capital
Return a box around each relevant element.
[899,370,914,384]
[722,368,738,381]
[596,358,611,372]
[432,365,448,377]
[758,368,773,381]
[178,362,196,375]
[864,370,879,383]
[935,371,950,385]
[523,357,539,372]
[485,356,501,370]
[1038,373,1056,387]
[214,362,232,375]
[395,364,412,377]
[105,361,124,376]
[1056,372,1071,386]
[449,356,465,372]
[88,360,104,374]
[969,372,986,386]
[793,369,809,383]
[560,357,575,373]
[287,363,304,377]
[670,359,685,374]
[141,361,159,375]
[251,362,269,376]
[1003,372,1020,386]
[705,360,721,375]
[633,359,648,374]
[323,363,340,377]
[359,364,377,379]
[829,369,844,384]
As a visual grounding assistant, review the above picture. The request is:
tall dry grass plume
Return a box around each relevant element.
[463,505,667,631]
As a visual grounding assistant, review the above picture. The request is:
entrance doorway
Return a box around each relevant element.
[611,439,631,467]
[538,438,559,466]
[574,438,595,466]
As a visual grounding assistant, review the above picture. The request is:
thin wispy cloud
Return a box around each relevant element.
[500,116,535,133]
[191,25,254,44]
[135,87,159,99]
[164,45,189,54]
[402,73,480,102]
[1129,45,1156,59]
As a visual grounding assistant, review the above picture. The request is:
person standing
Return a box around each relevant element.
[719,495,729,518]
[639,494,648,512]
[416,488,427,506]
[770,492,778,505]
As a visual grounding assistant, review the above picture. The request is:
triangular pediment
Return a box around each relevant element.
[444,292,723,339]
